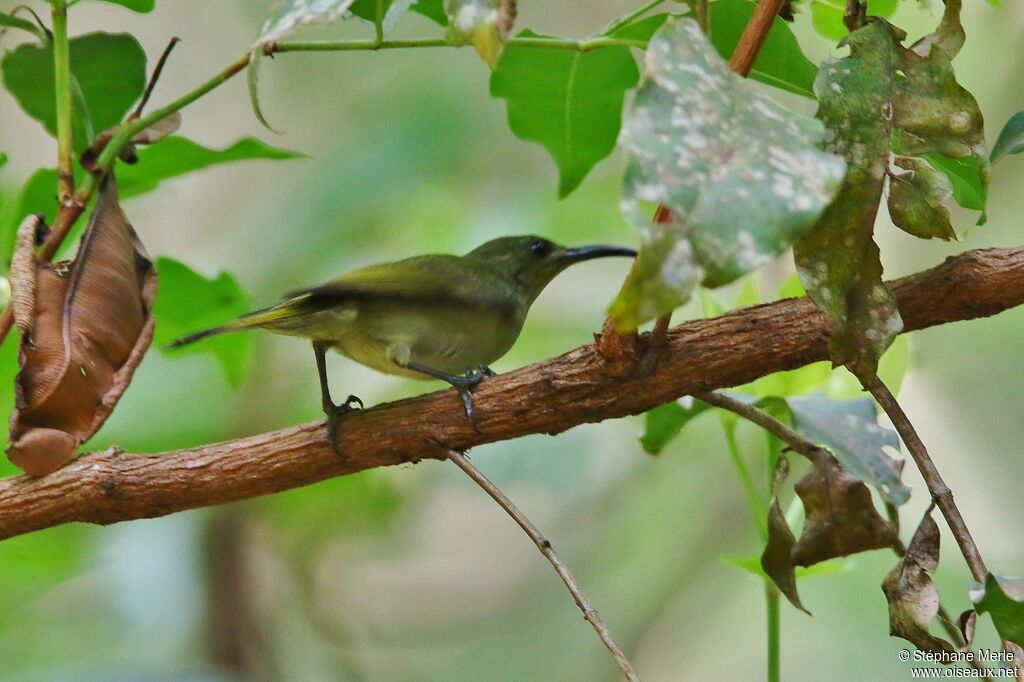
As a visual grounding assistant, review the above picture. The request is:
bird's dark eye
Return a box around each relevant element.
[529,239,552,257]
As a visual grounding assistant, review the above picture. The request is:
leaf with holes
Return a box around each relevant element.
[608,18,844,330]
[794,2,984,378]
[973,574,1024,646]
[883,515,957,655]
[7,181,156,475]
[785,394,909,506]
[491,30,639,198]
[2,32,147,152]
[154,258,253,386]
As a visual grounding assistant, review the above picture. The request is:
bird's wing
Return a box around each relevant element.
[285,255,517,314]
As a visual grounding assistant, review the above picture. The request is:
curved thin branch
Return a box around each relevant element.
[0,246,1022,541]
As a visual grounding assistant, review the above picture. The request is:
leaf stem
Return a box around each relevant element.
[50,0,74,204]
[729,0,785,77]
[270,35,647,53]
[721,417,769,539]
[765,581,781,682]
[445,449,640,682]
[601,0,669,36]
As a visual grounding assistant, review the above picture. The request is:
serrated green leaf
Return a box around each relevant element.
[411,0,448,25]
[0,11,48,40]
[1,32,146,152]
[609,18,845,330]
[810,0,897,41]
[118,136,305,197]
[973,574,1024,646]
[154,258,253,386]
[708,0,817,98]
[887,156,955,240]
[784,394,909,505]
[991,110,1024,163]
[794,4,983,378]
[639,398,710,454]
[490,30,638,198]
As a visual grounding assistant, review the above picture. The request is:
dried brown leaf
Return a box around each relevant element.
[792,452,898,566]
[761,497,810,614]
[7,179,156,475]
[882,515,956,655]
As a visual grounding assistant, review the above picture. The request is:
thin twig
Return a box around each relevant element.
[601,0,669,36]
[844,0,865,32]
[132,36,180,119]
[729,0,785,76]
[695,0,709,34]
[445,450,639,681]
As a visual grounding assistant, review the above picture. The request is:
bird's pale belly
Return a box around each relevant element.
[321,302,523,379]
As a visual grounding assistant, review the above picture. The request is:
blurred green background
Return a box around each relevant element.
[0,1,1022,680]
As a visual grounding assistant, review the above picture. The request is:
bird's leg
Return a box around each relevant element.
[402,361,491,431]
[313,341,362,454]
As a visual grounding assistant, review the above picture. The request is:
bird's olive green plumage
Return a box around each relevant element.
[171,235,635,380]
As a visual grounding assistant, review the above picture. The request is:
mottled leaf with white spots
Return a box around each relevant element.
[609,18,845,330]
[794,3,984,378]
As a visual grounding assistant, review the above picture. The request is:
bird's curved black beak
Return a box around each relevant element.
[563,245,637,262]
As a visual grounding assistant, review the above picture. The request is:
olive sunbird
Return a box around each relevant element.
[170,235,636,450]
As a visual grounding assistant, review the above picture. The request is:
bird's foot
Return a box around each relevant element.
[324,394,364,455]
[450,367,493,433]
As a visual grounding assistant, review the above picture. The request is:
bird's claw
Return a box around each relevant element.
[454,367,493,433]
[324,394,363,456]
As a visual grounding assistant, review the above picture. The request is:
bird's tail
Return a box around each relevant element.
[168,301,302,349]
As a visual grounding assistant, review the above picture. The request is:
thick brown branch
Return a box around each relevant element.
[0,246,1022,540]
[729,0,786,77]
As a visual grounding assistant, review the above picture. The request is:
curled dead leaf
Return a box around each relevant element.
[882,514,956,656]
[792,451,898,566]
[761,497,810,615]
[7,179,156,475]
[81,111,182,172]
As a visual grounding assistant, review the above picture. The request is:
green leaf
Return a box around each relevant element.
[491,30,639,198]
[1,32,147,152]
[784,394,909,505]
[708,0,817,98]
[412,0,448,25]
[118,136,305,198]
[1,139,301,265]
[154,257,253,386]
[973,574,1024,646]
[0,11,48,40]
[887,156,956,240]
[350,0,415,34]
[609,18,845,330]
[991,110,1024,163]
[720,553,854,580]
[922,152,988,212]
[794,6,983,378]
[810,0,897,41]
[84,0,156,11]
[639,398,711,454]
